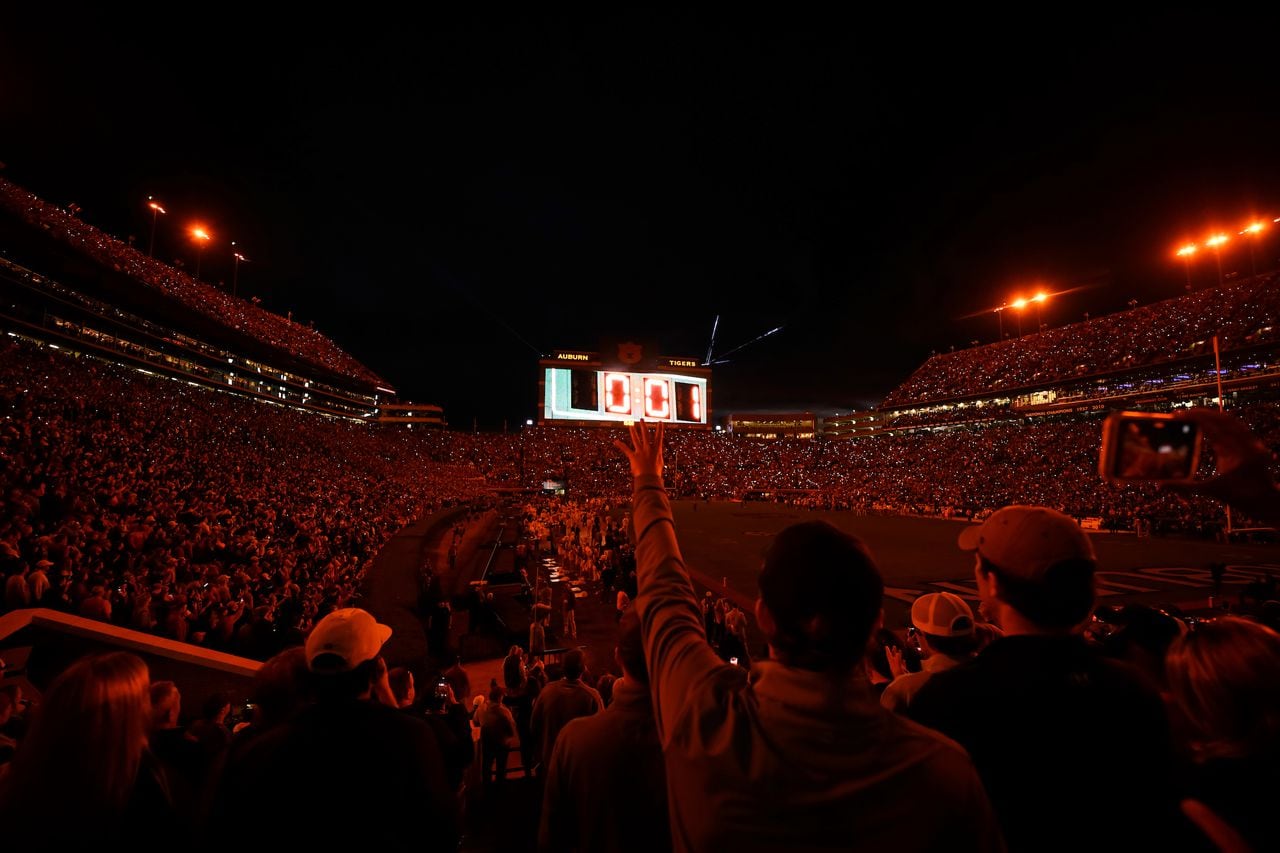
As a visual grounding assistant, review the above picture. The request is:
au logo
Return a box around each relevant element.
[618,342,643,365]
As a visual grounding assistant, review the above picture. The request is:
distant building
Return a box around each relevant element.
[376,402,445,428]
[725,412,816,439]
[822,410,884,439]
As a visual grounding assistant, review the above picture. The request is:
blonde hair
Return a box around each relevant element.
[1166,617,1280,760]
[0,651,153,816]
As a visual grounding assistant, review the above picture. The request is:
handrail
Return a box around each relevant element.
[0,608,261,678]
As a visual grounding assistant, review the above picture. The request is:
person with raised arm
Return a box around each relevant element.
[613,421,1001,853]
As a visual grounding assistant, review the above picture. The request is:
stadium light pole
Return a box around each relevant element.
[147,198,166,257]
[994,305,1006,340]
[1010,297,1028,336]
[232,242,247,298]
[1032,291,1048,332]
[1175,243,1197,291]
[1205,233,1230,287]
[190,226,212,280]
[1239,221,1267,276]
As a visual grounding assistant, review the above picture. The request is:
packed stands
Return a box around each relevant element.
[0,337,485,660]
[0,176,386,387]
[882,272,1280,408]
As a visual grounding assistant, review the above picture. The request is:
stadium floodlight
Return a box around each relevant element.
[190,225,212,280]
[1176,243,1198,291]
[146,197,166,257]
[1205,233,1229,287]
[1240,222,1268,276]
[1031,291,1048,330]
[1009,298,1029,336]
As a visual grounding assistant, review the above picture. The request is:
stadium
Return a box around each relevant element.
[2,167,1280,850]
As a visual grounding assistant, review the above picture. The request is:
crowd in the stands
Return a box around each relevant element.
[5,332,1280,668]
[0,177,384,386]
[883,270,1280,407]
[0,339,486,659]
[0,312,1278,851]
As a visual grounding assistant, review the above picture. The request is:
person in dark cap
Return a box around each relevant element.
[614,422,1000,852]
[908,506,1187,852]
[209,608,458,850]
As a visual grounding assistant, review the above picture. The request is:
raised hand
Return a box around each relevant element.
[613,420,665,479]
[1167,408,1280,517]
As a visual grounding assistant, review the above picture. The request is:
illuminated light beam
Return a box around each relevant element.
[955,281,1105,322]
[713,324,785,362]
[704,314,721,366]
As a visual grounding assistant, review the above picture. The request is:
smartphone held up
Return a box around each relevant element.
[1099,411,1202,483]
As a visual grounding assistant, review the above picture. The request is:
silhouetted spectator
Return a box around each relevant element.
[1166,617,1280,852]
[530,649,601,775]
[540,608,670,852]
[882,592,979,713]
[211,608,458,849]
[615,423,1000,851]
[0,652,178,850]
[909,506,1186,851]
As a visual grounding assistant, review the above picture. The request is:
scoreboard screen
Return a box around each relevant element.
[543,367,708,425]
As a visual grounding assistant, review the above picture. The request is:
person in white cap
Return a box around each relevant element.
[881,592,979,713]
[210,608,458,849]
[907,506,1186,853]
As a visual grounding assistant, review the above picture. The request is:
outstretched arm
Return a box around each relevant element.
[614,422,729,745]
[1168,408,1280,524]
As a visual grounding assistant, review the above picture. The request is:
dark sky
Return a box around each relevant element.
[3,10,1279,426]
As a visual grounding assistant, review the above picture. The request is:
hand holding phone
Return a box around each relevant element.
[1099,411,1202,483]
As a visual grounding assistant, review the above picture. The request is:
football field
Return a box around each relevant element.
[667,500,1280,630]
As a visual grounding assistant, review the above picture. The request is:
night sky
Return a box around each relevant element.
[3,10,1279,427]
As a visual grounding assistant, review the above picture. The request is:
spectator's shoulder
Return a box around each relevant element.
[885,707,978,772]
[904,659,983,722]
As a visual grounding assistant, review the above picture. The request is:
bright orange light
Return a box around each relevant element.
[1010,298,1028,310]
[190,226,212,243]
[233,252,247,262]
[643,377,670,419]
[604,373,630,414]
[1033,292,1048,303]
[1205,233,1229,248]
[1242,221,1267,235]
[1176,243,1197,257]
[148,201,166,214]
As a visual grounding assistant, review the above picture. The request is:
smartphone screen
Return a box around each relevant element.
[1101,413,1201,481]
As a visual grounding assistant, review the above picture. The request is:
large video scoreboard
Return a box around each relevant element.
[540,346,711,428]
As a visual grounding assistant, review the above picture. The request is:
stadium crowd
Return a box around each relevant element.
[0,339,487,658]
[6,333,1280,665]
[419,409,1280,535]
[1,254,1279,848]
[0,177,384,386]
[883,270,1280,407]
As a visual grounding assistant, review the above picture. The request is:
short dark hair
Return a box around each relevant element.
[308,658,379,702]
[201,691,231,720]
[923,631,980,658]
[562,649,586,681]
[758,521,883,673]
[616,608,647,684]
[980,555,1096,628]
